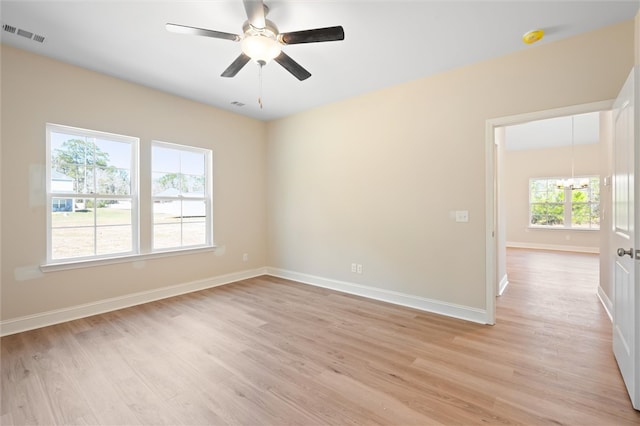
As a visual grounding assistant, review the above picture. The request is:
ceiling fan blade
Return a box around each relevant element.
[221,53,251,78]
[278,26,344,45]
[243,0,266,29]
[274,52,311,81]
[166,23,240,42]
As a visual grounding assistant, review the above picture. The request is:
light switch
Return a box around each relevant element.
[455,210,469,223]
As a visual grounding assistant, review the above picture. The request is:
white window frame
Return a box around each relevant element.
[528,176,600,230]
[151,140,213,251]
[45,123,140,264]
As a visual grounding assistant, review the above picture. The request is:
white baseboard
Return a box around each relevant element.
[506,242,599,254]
[0,267,268,337]
[266,267,490,325]
[2,266,492,336]
[498,274,509,296]
[597,286,613,322]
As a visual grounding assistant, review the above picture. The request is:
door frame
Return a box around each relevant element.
[484,100,614,324]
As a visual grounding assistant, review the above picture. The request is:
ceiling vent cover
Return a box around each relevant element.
[17,28,33,39]
[2,24,16,34]
[2,23,45,43]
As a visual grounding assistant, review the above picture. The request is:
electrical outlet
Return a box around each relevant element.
[351,263,357,273]
[455,210,469,223]
[357,264,363,274]
[243,253,249,262]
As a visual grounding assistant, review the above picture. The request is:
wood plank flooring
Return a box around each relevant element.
[2,248,639,425]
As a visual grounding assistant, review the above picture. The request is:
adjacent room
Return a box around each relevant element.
[2,1,640,424]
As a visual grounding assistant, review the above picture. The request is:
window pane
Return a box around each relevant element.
[181,151,205,175]
[95,138,131,169]
[52,227,94,259]
[59,165,94,194]
[547,203,564,226]
[51,134,90,165]
[591,205,601,227]
[154,223,181,249]
[183,222,206,246]
[96,167,130,195]
[530,204,547,225]
[52,206,94,227]
[572,189,588,202]
[182,200,205,218]
[152,146,180,173]
[572,203,590,227]
[97,226,132,255]
[153,200,182,224]
[51,170,75,194]
[153,200,206,249]
[153,172,182,196]
[183,174,205,195]
[52,197,73,212]
[96,200,131,226]
[51,134,132,196]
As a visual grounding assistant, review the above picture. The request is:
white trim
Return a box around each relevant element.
[526,226,599,232]
[486,100,614,323]
[597,286,613,322]
[266,267,489,325]
[498,274,509,296]
[485,120,496,324]
[41,245,217,272]
[506,241,599,254]
[0,268,267,337]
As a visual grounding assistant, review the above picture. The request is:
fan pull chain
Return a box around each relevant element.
[258,62,264,109]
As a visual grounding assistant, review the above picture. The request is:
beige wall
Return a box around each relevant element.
[504,143,602,251]
[1,46,268,321]
[636,11,640,65]
[266,21,634,311]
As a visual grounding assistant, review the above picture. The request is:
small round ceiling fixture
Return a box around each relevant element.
[522,29,544,45]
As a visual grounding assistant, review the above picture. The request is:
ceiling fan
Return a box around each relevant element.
[166,0,345,81]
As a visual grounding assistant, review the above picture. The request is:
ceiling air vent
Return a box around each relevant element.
[17,28,33,39]
[2,23,45,43]
[231,101,245,107]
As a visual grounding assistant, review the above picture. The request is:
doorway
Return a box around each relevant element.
[484,100,613,324]
[499,111,605,311]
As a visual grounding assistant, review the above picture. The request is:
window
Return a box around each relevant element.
[529,176,600,229]
[152,141,212,251]
[45,124,214,267]
[47,124,138,262]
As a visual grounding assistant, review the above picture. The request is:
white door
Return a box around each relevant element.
[612,67,639,411]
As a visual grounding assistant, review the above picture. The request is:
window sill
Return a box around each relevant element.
[527,226,599,232]
[41,246,217,273]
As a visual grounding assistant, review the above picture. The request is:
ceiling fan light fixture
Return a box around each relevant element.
[241,34,281,64]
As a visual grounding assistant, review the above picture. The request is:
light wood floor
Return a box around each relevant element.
[2,249,639,425]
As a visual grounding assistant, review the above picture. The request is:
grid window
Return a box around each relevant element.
[152,141,212,251]
[47,124,138,262]
[529,176,600,230]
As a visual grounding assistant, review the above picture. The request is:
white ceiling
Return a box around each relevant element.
[1,1,638,121]
[505,112,601,151]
